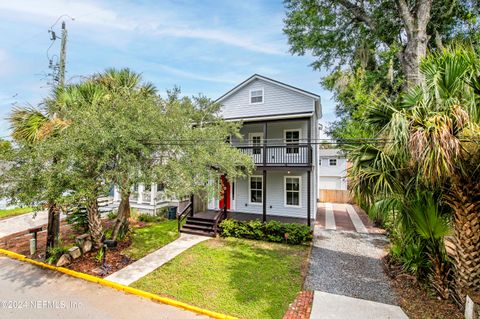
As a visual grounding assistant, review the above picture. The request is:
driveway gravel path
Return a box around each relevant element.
[305,227,397,304]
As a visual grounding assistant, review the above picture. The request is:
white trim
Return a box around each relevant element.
[284,128,302,143]
[248,175,263,205]
[216,74,320,102]
[284,175,302,208]
[249,88,264,105]
[284,128,302,154]
[224,112,314,122]
[248,132,264,144]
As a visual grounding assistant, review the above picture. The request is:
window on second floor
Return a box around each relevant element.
[250,89,264,104]
[285,130,300,154]
[329,159,337,166]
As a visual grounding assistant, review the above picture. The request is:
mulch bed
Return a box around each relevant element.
[383,255,463,319]
[66,219,148,277]
[283,290,314,319]
[0,218,144,279]
[68,237,133,277]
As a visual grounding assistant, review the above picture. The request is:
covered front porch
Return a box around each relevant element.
[178,203,312,237]
[194,210,310,225]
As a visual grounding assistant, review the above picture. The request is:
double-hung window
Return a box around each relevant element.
[285,176,301,207]
[249,176,263,204]
[329,159,337,166]
[250,89,263,104]
[249,133,263,155]
[285,130,300,154]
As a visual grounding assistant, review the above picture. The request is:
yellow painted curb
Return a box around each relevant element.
[0,248,237,319]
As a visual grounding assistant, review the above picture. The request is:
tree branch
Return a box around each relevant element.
[416,0,433,31]
[336,0,374,29]
[395,0,414,36]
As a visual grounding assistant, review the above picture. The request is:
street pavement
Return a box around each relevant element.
[0,257,209,319]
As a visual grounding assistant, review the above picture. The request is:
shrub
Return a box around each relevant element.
[46,245,70,264]
[66,206,88,232]
[219,219,312,245]
[137,212,165,223]
[107,211,117,220]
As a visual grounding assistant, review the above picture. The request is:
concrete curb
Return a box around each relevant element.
[0,248,237,319]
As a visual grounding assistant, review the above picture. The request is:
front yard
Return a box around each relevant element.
[131,237,310,319]
[0,207,33,219]
[122,219,178,260]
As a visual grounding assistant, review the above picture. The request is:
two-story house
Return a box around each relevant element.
[179,74,321,235]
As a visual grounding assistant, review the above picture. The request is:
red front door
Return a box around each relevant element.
[219,175,231,210]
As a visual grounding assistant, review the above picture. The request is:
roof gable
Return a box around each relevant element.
[216,74,320,103]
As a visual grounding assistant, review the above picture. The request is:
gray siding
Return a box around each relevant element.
[231,120,309,146]
[234,170,314,219]
[219,78,315,119]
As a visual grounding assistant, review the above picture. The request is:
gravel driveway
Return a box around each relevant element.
[305,227,397,305]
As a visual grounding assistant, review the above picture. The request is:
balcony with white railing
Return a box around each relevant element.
[235,144,312,167]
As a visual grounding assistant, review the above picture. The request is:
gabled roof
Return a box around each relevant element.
[215,74,320,102]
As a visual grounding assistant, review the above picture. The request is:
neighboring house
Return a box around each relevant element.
[197,74,321,229]
[318,148,348,191]
[112,183,175,214]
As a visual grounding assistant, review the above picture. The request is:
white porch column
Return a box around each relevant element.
[138,184,144,204]
[150,183,156,205]
[113,186,120,202]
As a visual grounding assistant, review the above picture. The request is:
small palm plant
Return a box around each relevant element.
[349,46,480,301]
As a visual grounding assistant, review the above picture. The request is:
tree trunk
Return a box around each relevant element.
[111,191,131,241]
[445,181,480,301]
[45,202,59,257]
[401,35,428,87]
[86,199,103,249]
[395,0,432,88]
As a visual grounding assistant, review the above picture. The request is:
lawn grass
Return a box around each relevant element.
[0,207,33,219]
[123,219,179,260]
[131,238,309,319]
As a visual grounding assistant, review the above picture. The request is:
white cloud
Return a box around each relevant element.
[0,0,286,55]
[152,64,242,84]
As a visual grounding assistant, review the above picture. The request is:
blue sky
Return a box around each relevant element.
[0,0,334,139]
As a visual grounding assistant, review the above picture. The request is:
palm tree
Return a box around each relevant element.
[9,82,105,253]
[350,46,480,301]
[9,101,70,255]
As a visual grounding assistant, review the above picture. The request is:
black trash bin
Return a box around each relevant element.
[167,206,177,220]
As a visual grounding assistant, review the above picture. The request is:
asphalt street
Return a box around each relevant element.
[0,256,208,319]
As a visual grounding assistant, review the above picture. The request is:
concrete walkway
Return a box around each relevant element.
[310,291,408,319]
[307,203,408,319]
[0,211,49,238]
[105,233,209,286]
[0,256,208,319]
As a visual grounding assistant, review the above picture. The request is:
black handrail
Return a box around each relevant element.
[177,202,193,232]
[213,208,227,236]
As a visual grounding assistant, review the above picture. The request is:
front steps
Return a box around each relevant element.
[180,216,216,237]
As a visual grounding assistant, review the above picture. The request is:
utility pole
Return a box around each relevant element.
[45,18,70,256]
[58,21,67,88]
[48,18,70,88]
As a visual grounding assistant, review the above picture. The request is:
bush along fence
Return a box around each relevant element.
[219,219,312,245]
